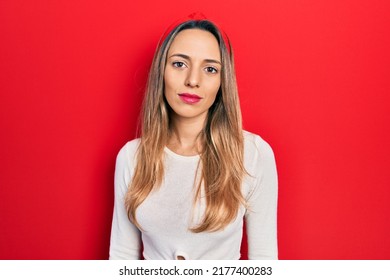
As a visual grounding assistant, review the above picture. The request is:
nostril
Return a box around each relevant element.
[176,255,185,260]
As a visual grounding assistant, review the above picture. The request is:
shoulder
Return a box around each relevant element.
[115,138,141,171]
[243,130,275,160]
[118,138,141,155]
[242,130,276,175]
[114,138,141,194]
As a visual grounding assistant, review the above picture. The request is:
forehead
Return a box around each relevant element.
[168,29,221,60]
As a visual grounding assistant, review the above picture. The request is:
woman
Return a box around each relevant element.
[109,19,278,260]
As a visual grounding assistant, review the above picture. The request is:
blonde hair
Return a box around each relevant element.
[125,20,247,232]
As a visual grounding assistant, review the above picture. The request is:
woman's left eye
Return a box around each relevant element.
[205,67,218,74]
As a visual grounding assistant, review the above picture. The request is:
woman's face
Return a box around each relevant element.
[164,29,221,123]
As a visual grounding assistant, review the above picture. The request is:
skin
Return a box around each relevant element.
[164,29,221,156]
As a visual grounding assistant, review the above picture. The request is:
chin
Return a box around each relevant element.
[171,108,208,121]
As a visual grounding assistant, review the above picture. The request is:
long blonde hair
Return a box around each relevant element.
[125,20,247,232]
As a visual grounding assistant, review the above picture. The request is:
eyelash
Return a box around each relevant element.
[172,62,218,74]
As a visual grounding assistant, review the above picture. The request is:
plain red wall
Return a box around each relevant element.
[1,0,389,259]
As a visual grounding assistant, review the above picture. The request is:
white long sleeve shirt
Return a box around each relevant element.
[109,131,278,260]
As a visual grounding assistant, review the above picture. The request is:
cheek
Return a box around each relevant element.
[164,69,179,93]
[163,71,178,108]
[208,77,221,98]
[163,70,170,91]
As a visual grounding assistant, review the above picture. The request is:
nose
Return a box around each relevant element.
[185,68,200,88]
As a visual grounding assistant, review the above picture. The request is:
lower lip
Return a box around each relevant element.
[178,95,202,104]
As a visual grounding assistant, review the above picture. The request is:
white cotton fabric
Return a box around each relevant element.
[109,131,278,260]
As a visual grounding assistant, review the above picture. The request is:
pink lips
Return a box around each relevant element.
[178,93,202,104]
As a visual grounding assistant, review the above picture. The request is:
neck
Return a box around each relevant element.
[168,114,206,156]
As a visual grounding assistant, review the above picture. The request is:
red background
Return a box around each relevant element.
[1,0,389,259]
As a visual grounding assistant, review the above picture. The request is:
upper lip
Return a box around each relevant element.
[178,93,202,99]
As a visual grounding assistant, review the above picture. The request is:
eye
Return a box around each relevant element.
[205,66,218,74]
[172,61,186,68]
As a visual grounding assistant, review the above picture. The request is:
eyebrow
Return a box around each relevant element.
[169,53,222,65]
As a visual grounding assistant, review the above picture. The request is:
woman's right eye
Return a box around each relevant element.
[172,61,185,68]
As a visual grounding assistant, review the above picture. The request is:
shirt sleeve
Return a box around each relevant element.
[109,142,142,260]
[245,135,278,259]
